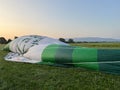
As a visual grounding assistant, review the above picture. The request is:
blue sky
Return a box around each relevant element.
[0,0,120,39]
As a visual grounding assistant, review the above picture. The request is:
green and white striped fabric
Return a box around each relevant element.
[3,35,120,74]
[41,44,120,74]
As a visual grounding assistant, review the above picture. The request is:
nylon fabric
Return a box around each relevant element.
[55,45,75,65]
[72,47,99,70]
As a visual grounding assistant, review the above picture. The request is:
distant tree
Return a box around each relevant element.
[0,37,7,44]
[14,36,18,39]
[59,38,66,42]
[7,39,12,43]
[68,38,74,43]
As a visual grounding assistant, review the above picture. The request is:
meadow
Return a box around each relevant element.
[0,43,120,90]
[71,42,120,48]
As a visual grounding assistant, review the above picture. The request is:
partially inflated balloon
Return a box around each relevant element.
[3,35,120,74]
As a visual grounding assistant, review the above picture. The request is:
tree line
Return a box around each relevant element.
[0,36,75,44]
[0,37,109,44]
[59,38,74,43]
[0,36,18,44]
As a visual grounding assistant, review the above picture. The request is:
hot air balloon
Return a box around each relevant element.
[3,35,120,74]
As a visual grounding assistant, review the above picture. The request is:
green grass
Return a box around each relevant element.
[71,42,120,48]
[0,43,120,90]
[0,44,5,50]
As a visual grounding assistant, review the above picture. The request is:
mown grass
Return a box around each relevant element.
[71,42,120,48]
[0,43,120,90]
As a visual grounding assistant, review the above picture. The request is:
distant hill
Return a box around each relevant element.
[66,37,120,42]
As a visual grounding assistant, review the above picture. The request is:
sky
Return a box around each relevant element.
[0,0,120,39]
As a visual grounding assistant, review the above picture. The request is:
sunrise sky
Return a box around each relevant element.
[0,0,120,39]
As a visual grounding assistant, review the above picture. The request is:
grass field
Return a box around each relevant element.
[0,43,120,90]
[71,42,120,48]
